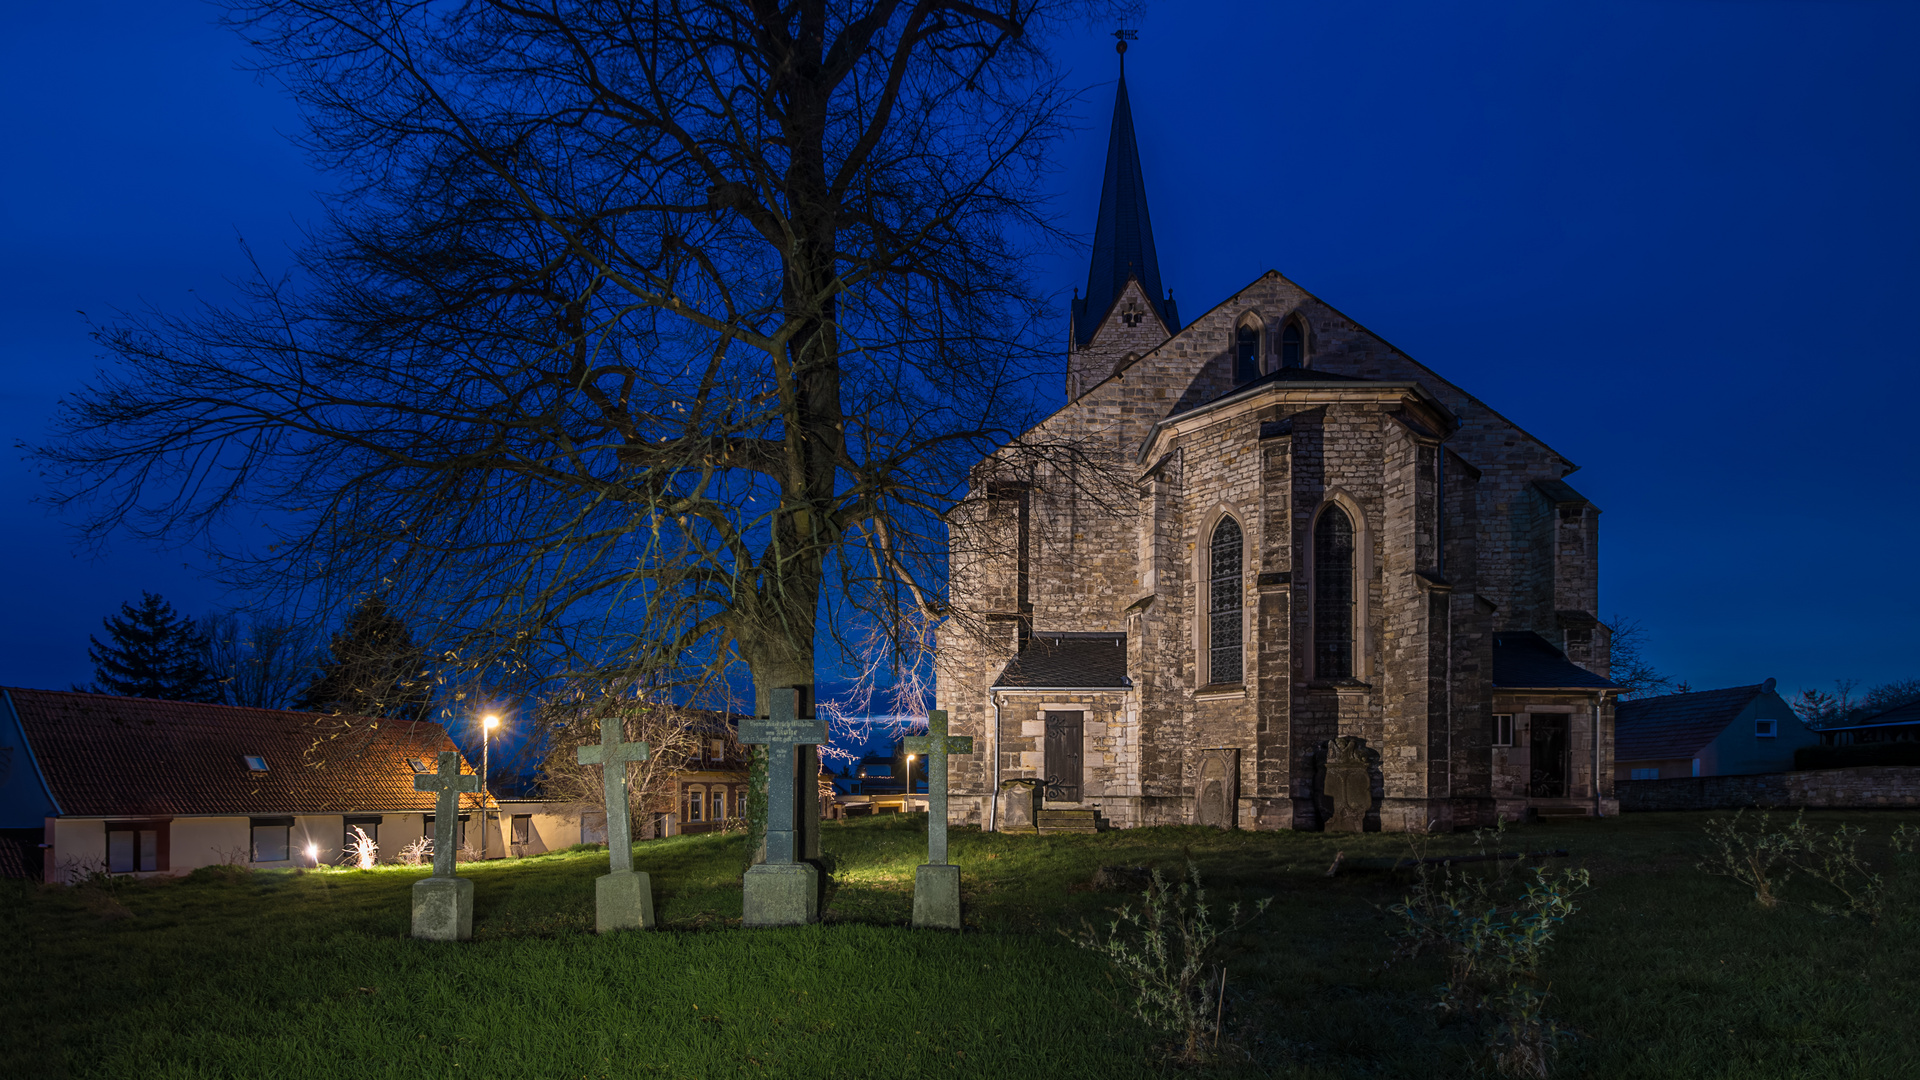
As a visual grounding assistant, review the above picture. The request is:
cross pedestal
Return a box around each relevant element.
[411,750,479,941]
[741,687,827,927]
[578,718,655,932]
[904,709,974,929]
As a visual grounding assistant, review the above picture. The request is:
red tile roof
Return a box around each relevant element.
[5,687,493,817]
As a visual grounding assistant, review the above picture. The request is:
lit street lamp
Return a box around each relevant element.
[480,715,500,859]
[905,752,916,806]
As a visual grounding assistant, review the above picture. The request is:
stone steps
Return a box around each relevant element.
[1533,805,1593,819]
[1036,809,1100,833]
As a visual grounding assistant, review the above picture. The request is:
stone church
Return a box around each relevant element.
[935,59,1619,833]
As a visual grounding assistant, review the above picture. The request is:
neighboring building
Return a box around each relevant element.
[0,687,497,882]
[508,709,751,847]
[1818,699,1920,747]
[1613,679,1815,780]
[936,56,1619,834]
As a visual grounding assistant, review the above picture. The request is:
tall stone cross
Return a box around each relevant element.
[577,720,650,872]
[903,709,974,866]
[740,687,827,926]
[411,750,479,941]
[415,750,479,878]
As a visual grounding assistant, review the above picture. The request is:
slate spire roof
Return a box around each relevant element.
[1072,65,1177,346]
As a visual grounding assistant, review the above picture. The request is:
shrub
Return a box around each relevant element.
[1065,862,1270,1063]
[396,837,433,866]
[343,826,378,870]
[1697,809,1806,908]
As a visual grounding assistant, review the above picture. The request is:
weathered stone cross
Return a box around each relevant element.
[903,709,974,866]
[740,687,827,926]
[411,750,479,941]
[414,750,479,879]
[577,719,650,873]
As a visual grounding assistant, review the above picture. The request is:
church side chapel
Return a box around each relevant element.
[936,46,1619,834]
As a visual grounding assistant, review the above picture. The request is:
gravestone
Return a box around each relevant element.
[740,688,827,927]
[903,709,974,929]
[1195,748,1239,829]
[1324,736,1372,833]
[412,751,479,940]
[997,777,1043,832]
[578,718,654,933]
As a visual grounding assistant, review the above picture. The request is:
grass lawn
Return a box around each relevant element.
[5,810,1919,1079]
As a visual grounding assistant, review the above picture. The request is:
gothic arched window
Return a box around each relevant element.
[1281,321,1304,368]
[1234,322,1261,384]
[1314,506,1356,679]
[1209,517,1244,684]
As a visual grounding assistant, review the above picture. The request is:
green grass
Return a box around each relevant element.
[5,811,1919,1079]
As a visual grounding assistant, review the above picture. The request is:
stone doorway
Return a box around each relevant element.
[1530,715,1570,798]
[1044,711,1083,801]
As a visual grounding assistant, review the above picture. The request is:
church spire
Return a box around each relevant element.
[1072,31,1177,347]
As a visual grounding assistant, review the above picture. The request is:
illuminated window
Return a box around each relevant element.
[1313,506,1356,679]
[1208,517,1243,684]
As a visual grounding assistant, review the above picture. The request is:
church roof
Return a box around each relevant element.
[1490,632,1618,692]
[1071,72,1176,345]
[1615,684,1769,761]
[1167,365,1376,418]
[992,633,1131,689]
[1,686,485,818]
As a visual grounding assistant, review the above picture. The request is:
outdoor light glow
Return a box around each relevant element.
[484,715,500,729]
[305,844,319,864]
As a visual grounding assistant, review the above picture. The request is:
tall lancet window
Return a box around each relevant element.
[1281,321,1304,368]
[1208,517,1244,684]
[1234,322,1261,384]
[1313,506,1356,679]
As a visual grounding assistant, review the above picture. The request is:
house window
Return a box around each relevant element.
[1281,320,1304,368]
[1208,517,1244,684]
[343,816,381,850]
[251,817,293,863]
[1630,768,1660,780]
[711,739,726,763]
[406,758,429,774]
[241,755,268,772]
[1234,321,1261,383]
[1755,719,1777,738]
[424,815,467,848]
[511,815,531,846]
[106,824,160,873]
[1493,714,1514,747]
[711,789,725,821]
[1313,506,1356,679]
[686,787,704,822]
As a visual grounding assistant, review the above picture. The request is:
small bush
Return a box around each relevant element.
[186,863,254,884]
[396,837,433,866]
[1697,809,1805,908]
[1066,862,1270,1063]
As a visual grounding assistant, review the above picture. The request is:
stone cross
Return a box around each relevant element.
[577,719,650,872]
[415,750,479,878]
[739,688,827,865]
[903,710,974,865]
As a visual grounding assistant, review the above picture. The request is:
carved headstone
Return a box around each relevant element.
[1324,736,1372,833]
[904,709,975,929]
[740,688,827,927]
[1195,748,1239,829]
[997,777,1043,832]
[577,718,653,932]
[411,751,479,940]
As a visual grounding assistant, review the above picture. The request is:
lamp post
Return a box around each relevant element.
[906,752,917,806]
[480,715,500,859]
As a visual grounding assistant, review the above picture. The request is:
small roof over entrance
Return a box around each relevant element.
[992,634,1130,690]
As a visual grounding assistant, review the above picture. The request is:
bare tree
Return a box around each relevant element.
[1601,615,1673,700]
[534,681,712,839]
[202,610,321,709]
[38,2,1123,841]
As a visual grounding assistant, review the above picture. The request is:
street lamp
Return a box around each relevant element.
[905,752,916,805]
[480,715,500,859]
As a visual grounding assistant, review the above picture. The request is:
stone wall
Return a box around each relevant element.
[1617,767,1920,812]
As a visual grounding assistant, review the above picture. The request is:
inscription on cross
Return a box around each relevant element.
[739,688,827,866]
[578,719,650,872]
[414,750,480,879]
[903,710,974,866]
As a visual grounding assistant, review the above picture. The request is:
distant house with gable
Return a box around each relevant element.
[1614,679,1816,781]
[1818,699,1920,748]
[0,687,498,882]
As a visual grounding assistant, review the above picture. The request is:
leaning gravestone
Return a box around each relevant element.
[1324,736,1372,833]
[578,718,654,932]
[412,751,480,940]
[741,688,827,927]
[904,709,974,929]
[996,777,1043,832]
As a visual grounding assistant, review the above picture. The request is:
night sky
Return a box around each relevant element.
[4,1,1916,713]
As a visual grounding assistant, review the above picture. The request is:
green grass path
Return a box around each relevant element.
[6,812,1918,1079]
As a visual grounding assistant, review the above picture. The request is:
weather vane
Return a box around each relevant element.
[1113,27,1137,71]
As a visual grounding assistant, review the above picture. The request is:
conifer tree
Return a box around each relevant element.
[86,592,221,701]
[298,596,433,721]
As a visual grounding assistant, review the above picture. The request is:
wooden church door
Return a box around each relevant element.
[1044,711,1084,802]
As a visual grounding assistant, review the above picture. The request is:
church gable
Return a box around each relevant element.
[1067,276,1173,402]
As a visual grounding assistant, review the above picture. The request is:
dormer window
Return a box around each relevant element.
[1281,320,1304,368]
[242,755,268,772]
[1234,318,1262,384]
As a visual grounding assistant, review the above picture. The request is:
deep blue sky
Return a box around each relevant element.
[3,1,1916,710]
